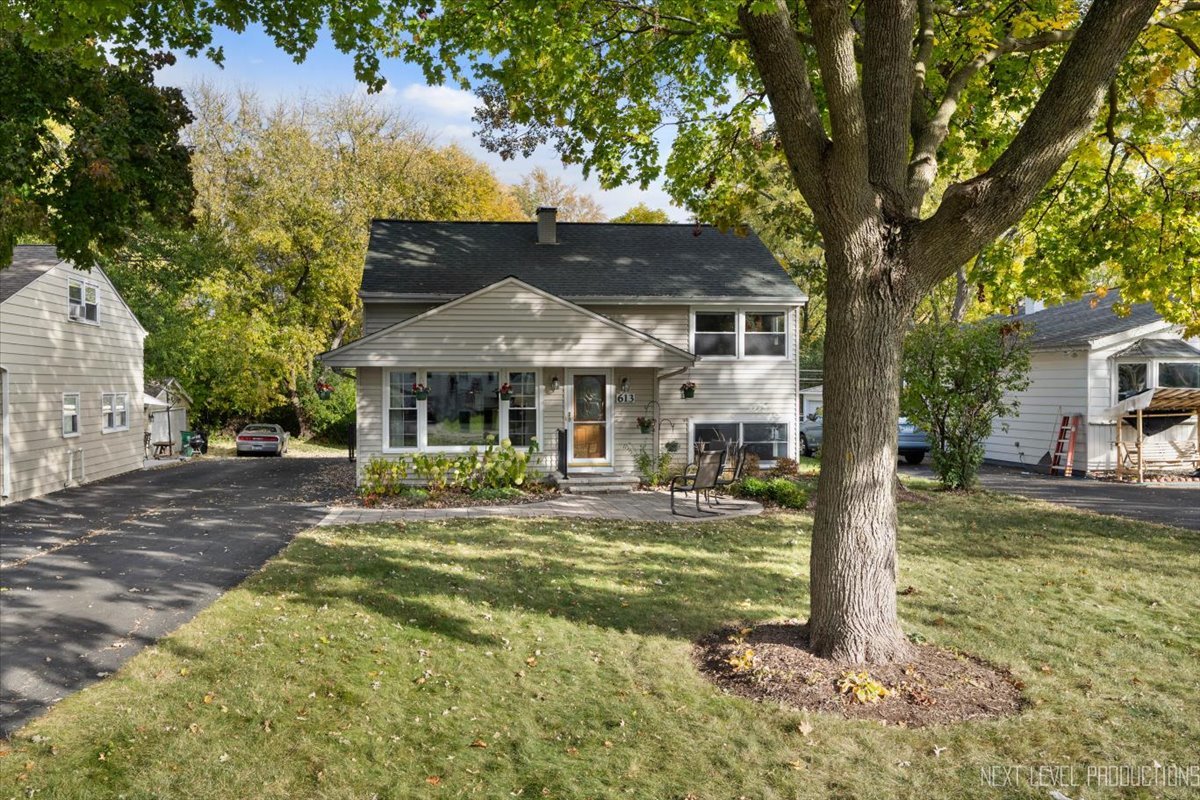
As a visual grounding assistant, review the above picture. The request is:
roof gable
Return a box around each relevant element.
[321,277,696,368]
[1,245,61,304]
[361,220,807,302]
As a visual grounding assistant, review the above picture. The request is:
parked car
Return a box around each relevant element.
[235,424,289,457]
[798,414,930,465]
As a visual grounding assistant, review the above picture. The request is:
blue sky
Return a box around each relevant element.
[157,25,681,219]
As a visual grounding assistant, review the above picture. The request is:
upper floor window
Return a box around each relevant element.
[68,278,99,323]
[692,309,790,359]
[102,392,129,432]
[693,313,737,356]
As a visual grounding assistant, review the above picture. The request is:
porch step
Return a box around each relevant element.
[555,473,640,494]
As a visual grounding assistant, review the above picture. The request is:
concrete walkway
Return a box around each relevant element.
[320,490,763,526]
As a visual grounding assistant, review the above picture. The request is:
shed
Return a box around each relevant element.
[144,378,192,454]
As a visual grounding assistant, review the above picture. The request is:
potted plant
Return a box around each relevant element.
[316,381,333,400]
[680,381,697,399]
[499,382,513,401]
[636,416,655,434]
[412,382,430,401]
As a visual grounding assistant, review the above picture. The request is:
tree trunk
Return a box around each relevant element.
[808,237,912,663]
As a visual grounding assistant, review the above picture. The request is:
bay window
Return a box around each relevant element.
[691,309,790,359]
[1158,362,1200,389]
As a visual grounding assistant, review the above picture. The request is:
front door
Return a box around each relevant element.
[566,370,611,469]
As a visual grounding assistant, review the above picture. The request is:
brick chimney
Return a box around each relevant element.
[536,207,557,244]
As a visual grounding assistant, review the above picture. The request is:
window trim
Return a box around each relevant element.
[66,277,101,325]
[689,308,792,361]
[382,368,543,454]
[101,391,130,433]
[62,392,81,438]
[689,418,792,467]
[1112,355,1200,404]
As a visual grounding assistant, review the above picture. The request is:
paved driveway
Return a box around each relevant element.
[0,457,353,736]
[900,463,1200,530]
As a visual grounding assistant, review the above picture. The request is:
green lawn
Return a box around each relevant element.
[2,493,1197,799]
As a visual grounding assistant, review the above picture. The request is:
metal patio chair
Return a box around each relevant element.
[669,449,726,514]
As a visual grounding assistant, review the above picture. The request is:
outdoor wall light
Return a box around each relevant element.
[550,376,560,392]
[620,377,629,393]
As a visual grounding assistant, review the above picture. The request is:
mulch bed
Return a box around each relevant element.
[694,621,1023,727]
[361,485,559,509]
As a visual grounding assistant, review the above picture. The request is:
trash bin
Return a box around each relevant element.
[180,430,193,457]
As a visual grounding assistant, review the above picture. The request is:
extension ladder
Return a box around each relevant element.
[1049,414,1081,477]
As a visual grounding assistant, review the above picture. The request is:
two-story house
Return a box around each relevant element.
[0,246,147,504]
[320,210,807,485]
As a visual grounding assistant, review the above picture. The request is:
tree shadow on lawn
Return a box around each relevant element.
[248,517,812,645]
[896,491,1198,575]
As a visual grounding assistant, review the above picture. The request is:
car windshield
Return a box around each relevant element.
[244,425,277,433]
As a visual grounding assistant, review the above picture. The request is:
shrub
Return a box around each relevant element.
[360,457,408,496]
[767,456,800,477]
[731,476,808,509]
[625,444,674,487]
[901,320,1031,490]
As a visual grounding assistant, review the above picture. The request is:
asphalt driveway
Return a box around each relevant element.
[899,463,1200,530]
[0,456,354,737]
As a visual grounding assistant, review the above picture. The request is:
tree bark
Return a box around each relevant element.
[809,230,913,662]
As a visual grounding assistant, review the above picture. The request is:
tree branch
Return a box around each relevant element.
[862,0,917,218]
[805,0,871,194]
[910,0,1162,292]
[738,0,832,217]
[906,27,1075,214]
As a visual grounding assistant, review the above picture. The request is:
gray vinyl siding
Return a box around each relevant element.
[363,302,437,335]
[983,351,1089,470]
[347,301,801,481]
[0,262,145,504]
[329,282,692,369]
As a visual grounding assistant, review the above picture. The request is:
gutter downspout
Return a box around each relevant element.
[0,366,10,499]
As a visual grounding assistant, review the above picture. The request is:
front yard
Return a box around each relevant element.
[2,491,1196,799]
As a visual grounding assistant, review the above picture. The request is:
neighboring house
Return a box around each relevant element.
[144,377,193,452]
[983,292,1200,475]
[0,246,147,504]
[320,210,807,482]
[800,384,824,419]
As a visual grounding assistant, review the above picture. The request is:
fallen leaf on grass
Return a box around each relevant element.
[470,739,488,748]
[426,775,442,786]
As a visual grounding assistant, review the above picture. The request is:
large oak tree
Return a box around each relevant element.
[13,0,1198,661]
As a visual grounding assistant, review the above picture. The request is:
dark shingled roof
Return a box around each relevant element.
[360,220,805,301]
[1,245,61,304]
[1111,338,1200,359]
[1019,291,1164,350]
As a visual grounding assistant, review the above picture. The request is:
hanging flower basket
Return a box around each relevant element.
[316,381,333,400]
[412,383,430,401]
[680,381,697,399]
[499,382,513,401]
[636,416,655,434]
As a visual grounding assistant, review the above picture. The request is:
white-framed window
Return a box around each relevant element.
[101,392,129,432]
[383,368,541,453]
[692,420,790,464]
[1114,358,1200,402]
[62,393,80,437]
[67,277,100,324]
[690,309,790,359]
[386,371,418,449]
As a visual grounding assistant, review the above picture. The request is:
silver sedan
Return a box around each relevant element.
[235,424,290,457]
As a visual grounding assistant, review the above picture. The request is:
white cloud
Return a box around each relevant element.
[399,83,478,118]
